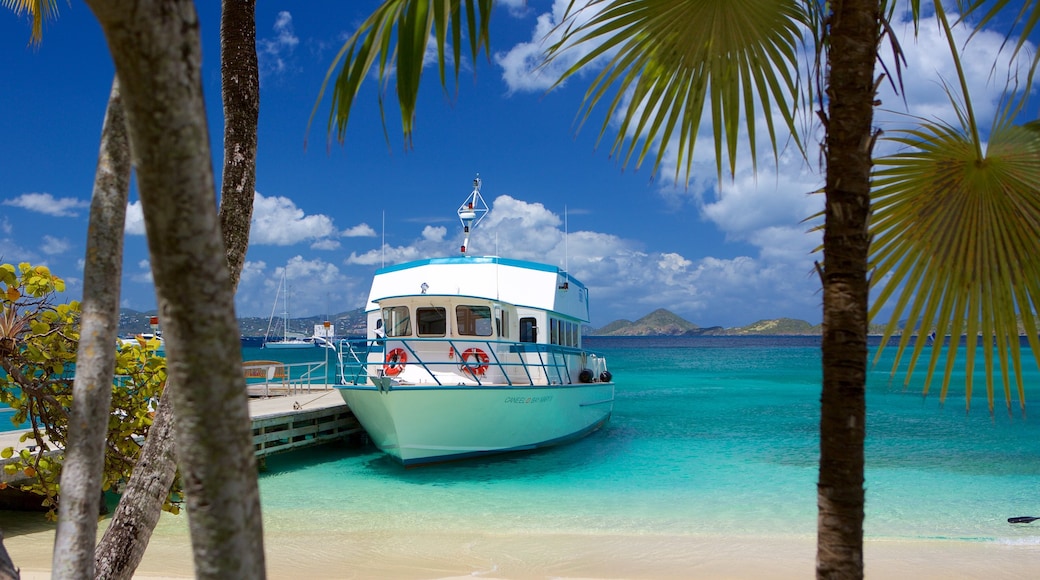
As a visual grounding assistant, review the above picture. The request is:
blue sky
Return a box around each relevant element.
[1,2,1034,328]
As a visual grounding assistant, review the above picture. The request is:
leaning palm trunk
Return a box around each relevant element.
[217,0,259,288]
[816,0,880,578]
[52,76,131,580]
[92,1,261,577]
[94,385,178,579]
[83,1,265,577]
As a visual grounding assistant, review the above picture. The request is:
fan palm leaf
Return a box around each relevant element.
[870,2,1040,414]
[870,113,1040,413]
[546,0,814,183]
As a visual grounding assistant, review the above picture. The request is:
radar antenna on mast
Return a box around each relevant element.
[457,174,489,254]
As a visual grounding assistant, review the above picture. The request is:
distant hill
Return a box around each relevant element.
[593,308,699,336]
[590,310,902,336]
[592,310,824,336]
[726,318,822,336]
[118,308,367,338]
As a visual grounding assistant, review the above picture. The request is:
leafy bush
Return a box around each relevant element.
[0,262,178,518]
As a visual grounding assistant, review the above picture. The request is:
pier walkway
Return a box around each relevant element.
[0,388,361,481]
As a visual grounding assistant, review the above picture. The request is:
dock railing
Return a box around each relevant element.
[242,359,335,397]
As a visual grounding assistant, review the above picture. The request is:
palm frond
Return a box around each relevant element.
[959,0,1040,120]
[869,113,1040,413]
[310,0,492,148]
[2,0,60,45]
[545,0,814,184]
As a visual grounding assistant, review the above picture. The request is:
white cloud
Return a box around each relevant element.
[498,0,532,18]
[422,225,446,242]
[251,192,340,246]
[125,201,146,235]
[258,11,299,78]
[3,193,89,217]
[41,235,70,255]
[131,259,153,284]
[874,8,1034,139]
[341,223,377,237]
[311,238,341,251]
[494,0,607,93]
[0,238,35,264]
[236,256,365,321]
[346,245,424,267]
[239,260,267,286]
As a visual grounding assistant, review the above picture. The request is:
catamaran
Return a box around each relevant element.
[335,176,615,465]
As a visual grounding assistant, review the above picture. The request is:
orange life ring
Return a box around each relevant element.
[383,348,407,376]
[459,347,489,376]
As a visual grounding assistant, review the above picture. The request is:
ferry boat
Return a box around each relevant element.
[335,176,615,466]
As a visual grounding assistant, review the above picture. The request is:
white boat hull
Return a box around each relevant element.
[337,382,614,465]
[263,340,315,349]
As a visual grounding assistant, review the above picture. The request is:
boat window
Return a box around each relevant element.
[382,306,411,337]
[545,317,579,346]
[520,317,537,343]
[496,309,509,339]
[456,305,492,337]
[416,307,446,336]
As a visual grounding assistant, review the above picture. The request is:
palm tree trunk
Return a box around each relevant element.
[817,0,880,578]
[52,75,131,580]
[94,385,178,580]
[92,1,261,577]
[84,1,265,577]
[218,0,259,289]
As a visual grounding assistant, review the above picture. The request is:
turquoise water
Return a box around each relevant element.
[250,336,1040,546]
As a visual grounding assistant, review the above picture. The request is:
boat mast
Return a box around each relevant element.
[457,174,489,254]
[283,275,291,340]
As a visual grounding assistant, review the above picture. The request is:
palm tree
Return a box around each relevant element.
[52,75,131,580]
[7,1,265,576]
[3,2,133,577]
[81,0,265,577]
[93,2,261,577]
[321,1,1040,578]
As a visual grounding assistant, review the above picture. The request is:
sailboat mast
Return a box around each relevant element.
[283,277,291,339]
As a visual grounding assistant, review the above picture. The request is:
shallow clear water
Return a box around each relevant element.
[250,336,1040,546]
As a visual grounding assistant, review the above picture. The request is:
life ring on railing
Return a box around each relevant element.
[459,347,489,377]
[383,348,407,376]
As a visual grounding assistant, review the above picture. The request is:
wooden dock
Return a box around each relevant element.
[0,388,362,482]
[248,390,362,468]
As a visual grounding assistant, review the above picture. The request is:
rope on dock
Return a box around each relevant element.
[292,389,338,410]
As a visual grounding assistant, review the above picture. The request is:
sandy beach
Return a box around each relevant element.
[2,510,1038,579]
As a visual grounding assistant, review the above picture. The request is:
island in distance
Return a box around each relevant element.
[590,308,828,336]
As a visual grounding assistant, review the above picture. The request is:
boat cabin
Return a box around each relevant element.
[361,255,602,386]
[372,296,582,348]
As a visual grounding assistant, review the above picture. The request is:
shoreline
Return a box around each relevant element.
[2,513,1038,579]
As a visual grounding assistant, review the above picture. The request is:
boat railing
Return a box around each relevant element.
[242,360,335,397]
[336,337,608,387]
[334,338,370,385]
